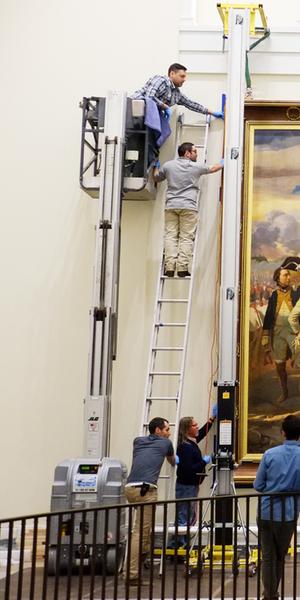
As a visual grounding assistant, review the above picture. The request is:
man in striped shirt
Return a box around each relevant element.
[131,62,223,119]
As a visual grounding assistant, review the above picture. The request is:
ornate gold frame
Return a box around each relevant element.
[239,117,300,462]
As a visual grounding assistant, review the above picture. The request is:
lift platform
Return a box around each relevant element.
[79,96,155,201]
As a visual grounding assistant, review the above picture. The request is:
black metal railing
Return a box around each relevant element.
[0,491,299,599]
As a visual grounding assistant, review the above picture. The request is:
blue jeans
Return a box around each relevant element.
[173,483,198,547]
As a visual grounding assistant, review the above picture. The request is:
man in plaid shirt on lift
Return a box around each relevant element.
[131,62,224,121]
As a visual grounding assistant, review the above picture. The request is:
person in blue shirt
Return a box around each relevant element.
[253,414,300,600]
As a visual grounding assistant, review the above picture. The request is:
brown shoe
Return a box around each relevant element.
[177,270,191,278]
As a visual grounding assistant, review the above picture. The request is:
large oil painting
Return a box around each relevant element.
[240,118,300,461]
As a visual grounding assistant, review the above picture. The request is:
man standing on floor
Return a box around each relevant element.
[153,142,223,277]
[124,417,176,586]
[253,414,300,600]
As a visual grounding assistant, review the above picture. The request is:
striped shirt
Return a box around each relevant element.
[131,75,208,114]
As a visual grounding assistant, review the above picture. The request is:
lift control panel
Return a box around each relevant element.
[73,463,100,493]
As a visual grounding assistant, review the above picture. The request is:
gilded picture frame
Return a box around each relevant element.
[239,108,300,463]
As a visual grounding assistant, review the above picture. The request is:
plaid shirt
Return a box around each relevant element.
[131,75,208,114]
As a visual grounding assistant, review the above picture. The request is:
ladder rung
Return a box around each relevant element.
[161,275,191,280]
[158,298,188,303]
[155,322,186,327]
[149,371,181,376]
[181,123,207,128]
[153,347,184,351]
[146,396,178,401]
[143,423,176,428]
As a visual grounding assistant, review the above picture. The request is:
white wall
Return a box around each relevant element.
[0,0,180,517]
[0,0,299,517]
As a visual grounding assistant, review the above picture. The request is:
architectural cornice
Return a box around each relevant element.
[179,28,300,75]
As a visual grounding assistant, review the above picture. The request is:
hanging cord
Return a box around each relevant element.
[245,29,271,95]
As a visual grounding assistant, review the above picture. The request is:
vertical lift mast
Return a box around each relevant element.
[215,3,268,555]
[216,6,249,480]
[82,92,153,458]
[84,91,127,458]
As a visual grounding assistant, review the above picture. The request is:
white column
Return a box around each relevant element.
[219,9,249,382]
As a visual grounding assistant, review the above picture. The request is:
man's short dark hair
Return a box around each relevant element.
[273,267,287,284]
[178,142,194,157]
[282,415,300,440]
[168,63,187,76]
[149,417,168,434]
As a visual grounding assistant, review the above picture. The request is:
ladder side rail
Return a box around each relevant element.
[153,117,211,573]
[165,219,201,500]
[141,115,210,479]
[145,275,165,420]
[140,244,165,435]
[171,117,211,442]
[174,112,185,158]
[176,113,210,164]
[202,114,211,163]
[149,282,165,367]
[159,157,210,574]
[165,118,211,497]
[164,119,210,492]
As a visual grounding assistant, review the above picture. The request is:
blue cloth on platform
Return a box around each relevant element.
[144,97,171,147]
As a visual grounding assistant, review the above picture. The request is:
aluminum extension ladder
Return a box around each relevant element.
[139,113,211,501]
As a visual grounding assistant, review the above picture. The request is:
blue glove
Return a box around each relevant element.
[212,403,218,418]
[175,454,180,465]
[220,158,224,167]
[154,159,161,169]
[203,455,211,465]
[212,110,224,119]
[163,107,171,120]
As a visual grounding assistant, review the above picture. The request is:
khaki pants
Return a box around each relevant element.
[125,486,157,579]
[164,209,198,272]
